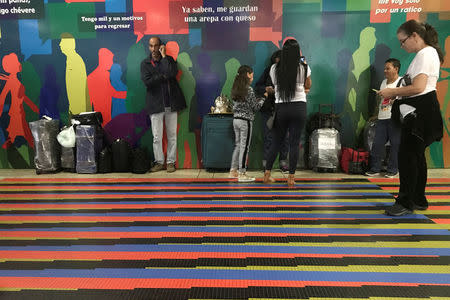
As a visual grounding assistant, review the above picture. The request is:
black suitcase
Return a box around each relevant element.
[306,104,341,134]
[201,114,234,170]
[29,119,61,174]
[131,147,151,174]
[112,139,132,172]
[98,147,113,173]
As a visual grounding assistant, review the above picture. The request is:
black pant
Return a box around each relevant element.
[396,126,428,210]
[265,102,306,174]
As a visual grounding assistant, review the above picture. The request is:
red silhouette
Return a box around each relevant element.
[0,53,39,149]
[87,48,127,126]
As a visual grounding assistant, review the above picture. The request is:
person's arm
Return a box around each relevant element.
[248,88,264,111]
[158,55,178,79]
[304,65,312,93]
[304,76,312,90]
[378,73,427,99]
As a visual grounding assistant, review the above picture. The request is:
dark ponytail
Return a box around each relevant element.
[398,20,443,63]
[423,23,444,63]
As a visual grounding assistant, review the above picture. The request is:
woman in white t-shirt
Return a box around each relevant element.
[379,20,444,216]
[366,58,402,178]
[263,39,312,186]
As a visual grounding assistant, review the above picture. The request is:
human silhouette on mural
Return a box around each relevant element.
[341,27,376,147]
[110,64,128,119]
[436,36,450,167]
[103,110,150,147]
[87,48,127,126]
[39,65,61,121]
[59,33,90,115]
[195,52,220,120]
[0,53,39,149]
[177,51,199,168]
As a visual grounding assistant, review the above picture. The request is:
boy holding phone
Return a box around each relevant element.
[366,58,402,178]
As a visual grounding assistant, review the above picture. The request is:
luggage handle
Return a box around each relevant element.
[351,149,366,162]
[318,104,334,128]
[319,104,333,114]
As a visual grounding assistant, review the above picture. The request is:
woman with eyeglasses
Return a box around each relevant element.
[378,19,444,216]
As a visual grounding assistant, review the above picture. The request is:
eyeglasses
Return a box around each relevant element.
[399,35,411,47]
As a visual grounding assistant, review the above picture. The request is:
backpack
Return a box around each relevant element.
[131,147,151,174]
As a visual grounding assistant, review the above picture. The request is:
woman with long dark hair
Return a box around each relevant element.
[263,39,312,186]
[378,20,443,216]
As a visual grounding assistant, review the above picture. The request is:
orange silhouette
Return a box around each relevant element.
[436,36,450,167]
[0,53,39,149]
[87,48,127,126]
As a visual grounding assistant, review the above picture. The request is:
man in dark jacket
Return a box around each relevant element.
[140,36,186,172]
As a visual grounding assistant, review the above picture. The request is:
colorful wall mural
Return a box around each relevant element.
[0,0,449,169]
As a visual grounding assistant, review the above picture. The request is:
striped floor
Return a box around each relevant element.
[0,177,449,299]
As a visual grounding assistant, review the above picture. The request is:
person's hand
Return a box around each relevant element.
[368,115,377,122]
[378,88,396,99]
[264,92,268,98]
[265,86,274,94]
[159,44,166,58]
[305,88,310,94]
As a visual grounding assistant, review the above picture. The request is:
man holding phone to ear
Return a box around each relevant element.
[141,36,186,173]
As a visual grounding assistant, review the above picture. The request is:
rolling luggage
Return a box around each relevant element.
[29,119,61,174]
[75,125,102,174]
[309,128,341,172]
[201,114,234,170]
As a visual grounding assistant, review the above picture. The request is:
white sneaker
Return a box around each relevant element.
[228,169,238,178]
[238,172,255,182]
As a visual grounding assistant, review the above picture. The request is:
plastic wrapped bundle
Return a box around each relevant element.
[29,119,61,174]
[76,125,101,174]
[61,146,75,172]
[363,119,377,152]
[309,128,341,172]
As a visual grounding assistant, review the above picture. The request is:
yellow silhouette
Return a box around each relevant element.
[59,33,90,115]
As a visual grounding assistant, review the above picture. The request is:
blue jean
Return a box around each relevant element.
[150,108,178,165]
[261,111,289,168]
[369,119,401,173]
[231,118,252,173]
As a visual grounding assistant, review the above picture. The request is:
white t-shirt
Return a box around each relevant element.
[404,46,440,97]
[269,63,312,103]
[378,77,401,120]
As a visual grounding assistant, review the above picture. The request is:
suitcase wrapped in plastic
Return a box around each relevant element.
[201,114,234,170]
[75,125,102,174]
[29,119,61,174]
[61,146,75,172]
[309,128,341,172]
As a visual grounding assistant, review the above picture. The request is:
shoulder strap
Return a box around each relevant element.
[396,76,403,87]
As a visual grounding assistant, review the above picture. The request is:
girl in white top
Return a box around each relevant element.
[378,20,444,216]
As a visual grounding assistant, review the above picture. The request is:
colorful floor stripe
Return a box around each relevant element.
[0,177,449,299]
